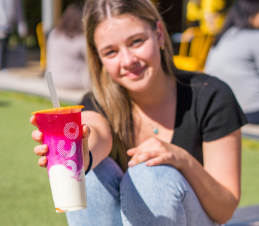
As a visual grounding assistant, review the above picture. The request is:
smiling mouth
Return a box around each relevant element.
[124,66,147,78]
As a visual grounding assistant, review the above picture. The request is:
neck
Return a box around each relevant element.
[129,73,176,109]
[131,73,177,141]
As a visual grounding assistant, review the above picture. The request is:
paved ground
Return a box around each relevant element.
[0,61,86,104]
[226,205,259,226]
[1,61,259,225]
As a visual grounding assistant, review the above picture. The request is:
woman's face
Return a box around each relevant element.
[249,12,259,29]
[94,14,165,93]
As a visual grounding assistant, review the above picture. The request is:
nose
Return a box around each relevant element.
[120,49,137,68]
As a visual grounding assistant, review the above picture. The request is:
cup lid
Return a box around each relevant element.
[31,105,84,114]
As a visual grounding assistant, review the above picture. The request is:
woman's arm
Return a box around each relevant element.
[81,111,113,169]
[181,129,241,224]
[31,110,112,171]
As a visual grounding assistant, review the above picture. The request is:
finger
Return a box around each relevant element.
[82,124,91,151]
[128,151,155,167]
[38,156,47,168]
[31,130,43,144]
[82,124,91,139]
[127,148,136,156]
[34,144,48,156]
[82,124,91,167]
[30,115,38,127]
[130,137,160,156]
[127,139,156,158]
[146,153,173,167]
[145,156,165,167]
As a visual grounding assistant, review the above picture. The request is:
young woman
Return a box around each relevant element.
[205,0,259,124]
[31,0,247,225]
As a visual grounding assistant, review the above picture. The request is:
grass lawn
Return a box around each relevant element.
[0,91,68,226]
[0,91,258,225]
[240,138,259,206]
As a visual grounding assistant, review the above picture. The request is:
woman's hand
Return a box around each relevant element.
[30,115,91,170]
[82,125,91,171]
[30,115,48,167]
[127,137,190,170]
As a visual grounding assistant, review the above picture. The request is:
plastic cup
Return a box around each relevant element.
[32,105,86,212]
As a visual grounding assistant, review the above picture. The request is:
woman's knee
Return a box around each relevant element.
[123,163,189,197]
[120,163,190,225]
[120,163,216,226]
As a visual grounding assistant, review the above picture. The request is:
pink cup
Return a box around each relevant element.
[32,105,87,212]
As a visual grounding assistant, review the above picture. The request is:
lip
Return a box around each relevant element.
[122,66,147,79]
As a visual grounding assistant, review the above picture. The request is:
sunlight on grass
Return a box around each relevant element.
[0,91,69,226]
[239,137,259,207]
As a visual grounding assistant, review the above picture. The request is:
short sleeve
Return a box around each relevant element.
[197,76,248,142]
[79,92,103,114]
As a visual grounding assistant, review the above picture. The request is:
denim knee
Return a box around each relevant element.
[120,163,218,226]
[124,162,189,200]
[120,163,188,226]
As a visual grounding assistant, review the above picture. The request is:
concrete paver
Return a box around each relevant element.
[226,205,259,226]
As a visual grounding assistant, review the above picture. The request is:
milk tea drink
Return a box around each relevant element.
[33,106,87,212]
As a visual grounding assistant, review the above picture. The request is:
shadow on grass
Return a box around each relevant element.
[0,101,10,107]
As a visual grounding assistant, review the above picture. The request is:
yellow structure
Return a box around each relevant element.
[36,22,46,71]
[186,0,227,35]
[173,26,214,72]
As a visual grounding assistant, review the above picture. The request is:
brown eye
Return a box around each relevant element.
[105,50,116,57]
[131,39,143,46]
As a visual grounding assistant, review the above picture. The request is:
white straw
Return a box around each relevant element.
[45,72,60,108]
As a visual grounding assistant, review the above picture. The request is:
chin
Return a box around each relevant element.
[124,81,152,93]
[121,73,154,92]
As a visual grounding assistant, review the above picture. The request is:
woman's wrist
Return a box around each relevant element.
[177,148,193,172]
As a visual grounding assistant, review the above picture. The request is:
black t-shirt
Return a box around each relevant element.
[80,72,247,165]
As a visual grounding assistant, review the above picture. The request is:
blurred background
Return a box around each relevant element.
[1,0,190,78]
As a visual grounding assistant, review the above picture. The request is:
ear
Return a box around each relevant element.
[155,21,165,47]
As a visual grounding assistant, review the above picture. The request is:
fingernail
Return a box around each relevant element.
[36,132,41,139]
[146,161,151,166]
[128,160,134,167]
[40,145,45,152]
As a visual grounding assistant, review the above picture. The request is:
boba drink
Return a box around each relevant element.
[32,105,87,212]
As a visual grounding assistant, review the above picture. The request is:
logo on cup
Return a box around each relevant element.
[64,122,79,139]
[57,122,80,176]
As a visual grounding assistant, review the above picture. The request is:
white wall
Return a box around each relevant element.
[41,0,61,34]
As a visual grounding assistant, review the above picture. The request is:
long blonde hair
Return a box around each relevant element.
[83,0,177,171]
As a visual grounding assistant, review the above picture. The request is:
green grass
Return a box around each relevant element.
[239,138,259,206]
[0,91,258,225]
[0,91,68,226]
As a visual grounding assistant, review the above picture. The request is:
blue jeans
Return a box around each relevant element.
[245,111,259,124]
[66,157,219,226]
[0,35,9,69]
